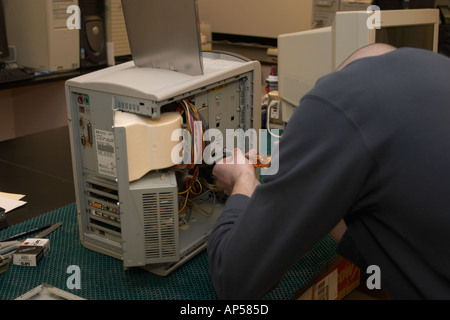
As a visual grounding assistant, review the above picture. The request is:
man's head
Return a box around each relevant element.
[336,43,397,71]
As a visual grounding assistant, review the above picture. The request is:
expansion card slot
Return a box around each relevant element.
[85,179,121,243]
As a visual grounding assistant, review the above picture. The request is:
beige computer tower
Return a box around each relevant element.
[4,0,79,72]
[65,51,261,275]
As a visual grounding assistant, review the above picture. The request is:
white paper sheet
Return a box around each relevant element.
[0,192,26,213]
[0,192,25,201]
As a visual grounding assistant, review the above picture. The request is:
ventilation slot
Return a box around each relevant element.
[142,192,176,259]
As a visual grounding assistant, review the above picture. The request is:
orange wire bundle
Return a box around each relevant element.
[178,166,203,214]
[172,100,205,214]
[172,99,205,171]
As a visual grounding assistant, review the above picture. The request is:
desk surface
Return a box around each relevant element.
[0,126,382,301]
[0,126,75,226]
[0,126,339,301]
[0,69,82,91]
[0,58,133,92]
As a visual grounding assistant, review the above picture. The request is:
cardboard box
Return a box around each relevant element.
[295,256,360,300]
[13,238,50,267]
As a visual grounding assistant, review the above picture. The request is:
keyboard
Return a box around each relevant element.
[0,67,34,84]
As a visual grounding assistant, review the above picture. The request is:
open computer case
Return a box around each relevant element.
[65,0,261,275]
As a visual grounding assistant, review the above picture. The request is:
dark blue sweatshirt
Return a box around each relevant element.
[208,48,450,299]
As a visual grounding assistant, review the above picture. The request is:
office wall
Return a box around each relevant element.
[0,80,68,141]
[197,0,313,38]
[0,90,15,141]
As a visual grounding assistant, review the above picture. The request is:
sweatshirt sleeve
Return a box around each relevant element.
[207,95,376,299]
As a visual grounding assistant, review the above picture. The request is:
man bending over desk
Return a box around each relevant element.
[208,44,450,299]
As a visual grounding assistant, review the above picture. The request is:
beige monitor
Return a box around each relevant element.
[278,9,440,122]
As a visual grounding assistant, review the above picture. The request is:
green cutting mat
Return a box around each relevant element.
[0,203,337,300]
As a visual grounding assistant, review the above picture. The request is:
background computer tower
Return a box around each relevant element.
[312,0,372,29]
[79,0,107,68]
[3,0,80,72]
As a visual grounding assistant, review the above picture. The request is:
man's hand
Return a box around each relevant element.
[212,148,260,197]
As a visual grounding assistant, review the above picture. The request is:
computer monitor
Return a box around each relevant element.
[0,0,9,59]
[278,8,440,122]
[333,8,439,68]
